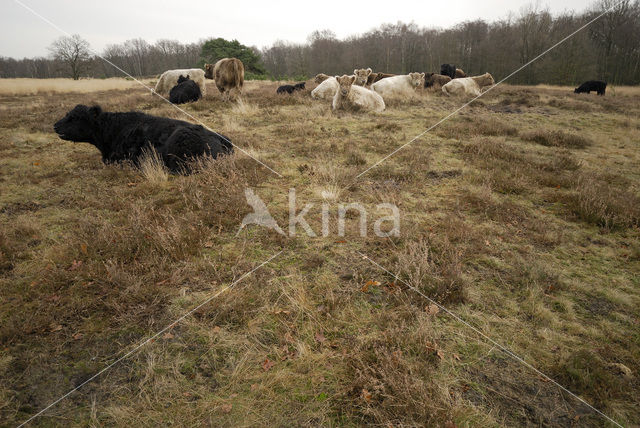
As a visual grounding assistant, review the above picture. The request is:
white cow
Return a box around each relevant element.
[311,76,339,100]
[372,73,425,98]
[332,75,385,113]
[441,73,495,97]
[154,68,206,96]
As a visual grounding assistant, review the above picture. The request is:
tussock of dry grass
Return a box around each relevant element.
[138,147,169,184]
[564,175,640,230]
[522,129,592,149]
[397,238,467,304]
[437,115,518,139]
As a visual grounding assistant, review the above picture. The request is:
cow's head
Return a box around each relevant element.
[177,74,190,84]
[409,72,426,89]
[483,73,495,87]
[204,64,214,79]
[335,75,356,97]
[314,73,329,84]
[353,68,372,86]
[54,104,102,143]
[295,82,306,89]
[424,72,435,87]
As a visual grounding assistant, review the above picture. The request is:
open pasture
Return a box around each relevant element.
[0,78,639,427]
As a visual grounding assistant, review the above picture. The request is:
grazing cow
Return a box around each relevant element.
[442,73,495,97]
[424,73,452,90]
[155,68,206,96]
[314,73,331,83]
[371,73,425,98]
[205,58,244,101]
[366,72,395,87]
[276,82,306,94]
[169,75,202,104]
[440,64,457,79]
[54,104,233,173]
[332,75,385,112]
[574,80,607,96]
[455,68,467,78]
[353,68,373,86]
[311,76,339,100]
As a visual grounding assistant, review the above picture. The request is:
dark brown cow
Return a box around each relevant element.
[366,72,395,87]
[424,73,452,90]
[455,68,467,78]
[205,58,244,101]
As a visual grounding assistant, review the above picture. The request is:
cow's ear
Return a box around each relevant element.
[349,75,355,83]
[334,76,339,80]
[420,73,425,78]
[366,68,372,75]
[353,69,358,75]
[90,105,102,118]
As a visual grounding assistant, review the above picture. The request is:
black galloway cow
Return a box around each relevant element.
[54,104,233,173]
[276,82,306,94]
[574,80,607,96]
[440,63,457,79]
[169,74,202,104]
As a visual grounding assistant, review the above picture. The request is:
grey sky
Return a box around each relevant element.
[2,0,593,59]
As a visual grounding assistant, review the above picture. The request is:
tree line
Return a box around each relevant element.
[262,0,640,85]
[1,0,638,85]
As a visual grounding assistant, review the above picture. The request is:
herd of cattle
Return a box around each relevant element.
[53,57,608,173]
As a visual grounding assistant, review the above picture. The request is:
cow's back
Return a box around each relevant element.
[213,58,245,93]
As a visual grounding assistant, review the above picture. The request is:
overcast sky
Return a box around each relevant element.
[2,0,592,59]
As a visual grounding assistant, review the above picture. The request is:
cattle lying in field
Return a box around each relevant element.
[311,76,339,100]
[169,75,202,104]
[455,68,467,78]
[354,68,373,86]
[424,73,452,90]
[277,82,306,94]
[155,68,206,96]
[54,104,233,173]
[440,64,457,79]
[332,75,385,112]
[441,73,494,97]
[366,72,395,87]
[205,58,244,101]
[314,73,331,83]
[372,73,425,98]
[574,80,607,95]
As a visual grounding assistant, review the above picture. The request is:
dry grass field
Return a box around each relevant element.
[0,77,639,427]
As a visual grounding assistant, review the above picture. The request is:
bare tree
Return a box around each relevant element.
[48,34,91,80]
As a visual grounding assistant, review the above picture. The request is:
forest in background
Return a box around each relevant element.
[1,0,639,85]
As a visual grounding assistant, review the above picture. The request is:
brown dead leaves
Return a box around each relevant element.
[262,358,275,372]
[361,280,380,292]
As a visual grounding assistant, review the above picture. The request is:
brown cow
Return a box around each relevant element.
[455,68,467,78]
[205,58,244,101]
[314,73,331,84]
[424,73,452,90]
[366,72,395,87]
[353,68,372,86]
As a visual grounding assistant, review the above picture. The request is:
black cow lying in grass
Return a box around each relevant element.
[440,63,457,79]
[54,104,233,173]
[574,80,607,96]
[276,82,305,94]
[169,74,202,104]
